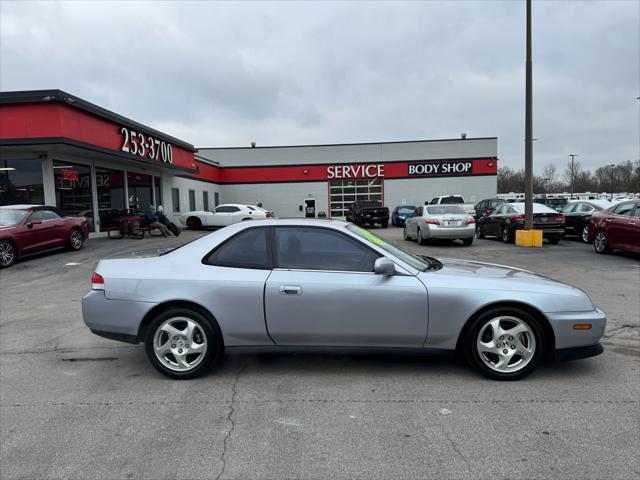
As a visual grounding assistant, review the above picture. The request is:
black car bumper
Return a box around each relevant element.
[555,343,603,362]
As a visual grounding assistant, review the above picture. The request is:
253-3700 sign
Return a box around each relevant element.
[120,127,173,163]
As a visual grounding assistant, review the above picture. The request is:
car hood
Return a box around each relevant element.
[425,257,577,293]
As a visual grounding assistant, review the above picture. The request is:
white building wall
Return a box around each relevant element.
[162,173,220,223]
[220,182,327,218]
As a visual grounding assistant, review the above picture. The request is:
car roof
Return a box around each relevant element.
[0,204,43,210]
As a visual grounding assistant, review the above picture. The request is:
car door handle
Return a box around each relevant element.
[279,285,303,295]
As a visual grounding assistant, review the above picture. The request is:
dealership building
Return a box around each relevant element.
[0,90,497,232]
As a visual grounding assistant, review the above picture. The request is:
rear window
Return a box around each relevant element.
[439,196,464,204]
[426,205,466,215]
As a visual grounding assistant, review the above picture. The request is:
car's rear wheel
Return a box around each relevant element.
[593,230,609,254]
[186,217,202,230]
[581,225,590,243]
[403,226,411,241]
[0,240,16,268]
[68,228,84,251]
[144,307,222,379]
[462,237,474,246]
[501,226,512,243]
[464,308,544,380]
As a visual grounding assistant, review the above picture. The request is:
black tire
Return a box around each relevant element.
[593,230,609,254]
[381,221,389,228]
[417,228,426,245]
[186,217,202,230]
[463,307,545,381]
[68,228,84,251]
[144,307,223,379]
[403,226,411,241]
[501,226,512,243]
[241,217,252,221]
[547,235,560,245]
[476,224,485,239]
[0,240,17,268]
[462,237,474,246]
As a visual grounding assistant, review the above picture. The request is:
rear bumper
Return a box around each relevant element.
[555,343,604,362]
[424,224,475,239]
[82,290,156,343]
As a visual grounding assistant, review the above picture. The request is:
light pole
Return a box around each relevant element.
[609,164,615,200]
[543,177,551,194]
[524,0,534,231]
[568,153,578,199]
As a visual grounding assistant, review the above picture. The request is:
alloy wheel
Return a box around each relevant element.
[0,241,15,267]
[502,227,510,243]
[476,316,536,373]
[153,317,208,372]
[594,231,607,253]
[582,225,589,243]
[70,230,83,250]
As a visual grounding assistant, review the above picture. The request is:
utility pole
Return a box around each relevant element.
[568,153,578,199]
[524,0,534,230]
[609,164,615,200]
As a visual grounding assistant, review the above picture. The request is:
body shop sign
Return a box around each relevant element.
[408,160,472,176]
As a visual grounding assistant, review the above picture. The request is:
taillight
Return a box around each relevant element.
[424,218,440,225]
[465,217,475,224]
[512,215,525,223]
[554,215,565,224]
[91,272,104,291]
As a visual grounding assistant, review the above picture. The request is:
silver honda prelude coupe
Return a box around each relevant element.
[82,219,605,380]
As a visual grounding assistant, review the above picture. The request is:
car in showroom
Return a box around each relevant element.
[391,205,416,226]
[179,203,267,229]
[588,200,640,254]
[82,219,605,381]
[476,202,565,244]
[403,205,475,245]
[0,204,89,268]
[561,200,612,243]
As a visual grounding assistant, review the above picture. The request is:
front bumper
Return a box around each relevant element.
[555,343,604,362]
[82,290,157,343]
[547,307,606,350]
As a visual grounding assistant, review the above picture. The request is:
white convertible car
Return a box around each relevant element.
[180,204,268,229]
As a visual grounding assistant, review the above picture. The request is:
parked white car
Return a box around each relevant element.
[404,204,476,245]
[180,204,267,229]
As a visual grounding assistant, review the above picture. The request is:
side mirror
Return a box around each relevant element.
[27,220,42,227]
[374,257,395,276]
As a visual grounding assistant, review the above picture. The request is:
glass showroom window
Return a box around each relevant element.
[203,191,209,211]
[172,188,180,212]
[189,189,196,211]
[95,167,126,232]
[0,158,45,206]
[127,172,152,213]
[53,161,95,232]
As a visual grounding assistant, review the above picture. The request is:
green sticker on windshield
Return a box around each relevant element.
[358,227,386,247]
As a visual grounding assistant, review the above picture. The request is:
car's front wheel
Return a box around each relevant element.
[144,307,222,379]
[68,228,84,251]
[476,224,485,239]
[0,240,16,268]
[417,228,426,245]
[581,225,590,243]
[464,308,544,380]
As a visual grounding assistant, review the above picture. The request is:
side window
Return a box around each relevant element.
[28,211,44,222]
[417,207,423,216]
[563,203,577,213]
[495,205,505,215]
[633,204,640,218]
[275,227,380,272]
[228,206,240,213]
[578,203,594,213]
[612,202,634,216]
[41,210,61,220]
[204,228,271,269]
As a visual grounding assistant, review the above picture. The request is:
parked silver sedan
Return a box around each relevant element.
[82,219,605,380]
[404,205,476,245]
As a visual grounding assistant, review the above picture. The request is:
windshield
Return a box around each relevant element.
[439,196,464,204]
[346,224,438,271]
[0,209,28,226]
[426,205,466,215]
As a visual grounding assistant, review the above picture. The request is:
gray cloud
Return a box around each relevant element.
[1,0,638,174]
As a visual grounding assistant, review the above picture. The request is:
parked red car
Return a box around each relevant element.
[588,200,640,254]
[0,205,89,268]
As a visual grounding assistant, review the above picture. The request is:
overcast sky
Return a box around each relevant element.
[1,1,638,174]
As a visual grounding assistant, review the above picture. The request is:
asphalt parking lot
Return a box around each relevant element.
[1,227,639,480]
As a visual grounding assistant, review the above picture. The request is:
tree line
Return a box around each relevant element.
[497,159,640,194]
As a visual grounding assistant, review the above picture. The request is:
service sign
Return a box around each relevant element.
[408,160,473,177]
[327,164,384,179]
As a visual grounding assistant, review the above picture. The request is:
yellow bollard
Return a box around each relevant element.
[515,229,543,247]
